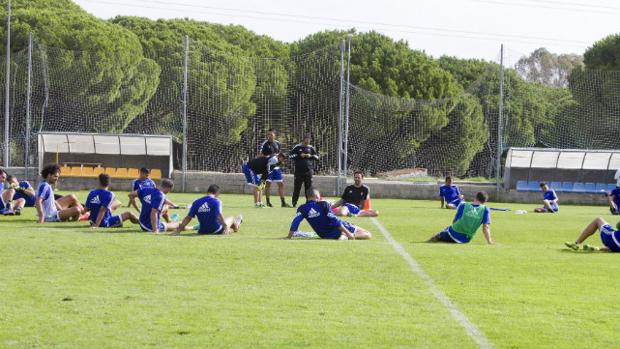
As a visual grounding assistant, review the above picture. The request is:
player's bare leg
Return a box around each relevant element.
[352,227,372,240]
[358,209,379,217]
[265,181,273,207]
[120,211,139,224]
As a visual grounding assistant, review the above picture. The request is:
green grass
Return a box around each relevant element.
[1,191,619,348]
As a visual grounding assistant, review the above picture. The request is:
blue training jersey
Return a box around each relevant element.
[543,189,558,201]
[290,200,343,238]
[137,187,166,231]
[86,188,115,226]
[35,181,58,220]
[0,182,4,210]
[610,187,620,207]
[132,178,156,192]
[439,185,460,202]
[13,181,36,207]
[188,195,223,234]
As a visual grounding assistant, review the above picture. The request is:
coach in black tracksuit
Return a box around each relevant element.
[289,135,319,207]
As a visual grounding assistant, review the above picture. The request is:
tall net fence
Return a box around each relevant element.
[2,37,620,184]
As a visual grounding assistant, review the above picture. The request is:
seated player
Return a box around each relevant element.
[287,188,372,240]
[128,179,182,234]
[242,153,286,208]
[172,184,242,235]
[565,217,620,252]
[35,164,85,223]
[2,175,35,215]
[534,182,559,213]
[428,191,493,244]
[0,168,6,213]
[85,173,139,229]
[439,176,464,209]
[332,171,379,217]
[606,185,620,215]
[128,167,156,212]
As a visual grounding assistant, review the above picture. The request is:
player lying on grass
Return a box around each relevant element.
[2,175,35,215]
[35,164,85,223]
[565,217,620,252]
[606,185,620,215]
[128,167,156,212]
[439,176,464,209]
[85,173,139,229]
[172,184,242,235]
[128,179,187,234]
[287,188,372,240]
[534,182,559,213]
[242,153,286,208]
[331,171,378,217]
[260,129,292,208]
[428,191,493,244]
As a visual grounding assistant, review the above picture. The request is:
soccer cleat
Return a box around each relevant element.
[582,244,600,252]
[266,202,273,207]
[3,209,15,216]
[291,231,316,239]
[79,213,90,221]
[14,208,21,216]
[338,235,349,241]
[281,203,293,208]
[564,242,579,251]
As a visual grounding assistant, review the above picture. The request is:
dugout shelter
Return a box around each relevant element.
[37,132,173,180]
[504,147,620,193]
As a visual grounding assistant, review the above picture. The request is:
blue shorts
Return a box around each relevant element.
[267,168,283,182]
[140,221,166,232]
[545,204,559,212]
[447,198,463,207]
[242,163,260,187]
[343,203,361,216]
[317,221,357,239]
[100,215,122,228]
[196,223,224,235]
[436,227,471,244]
[600,224,620,252]
[13,192,35,207]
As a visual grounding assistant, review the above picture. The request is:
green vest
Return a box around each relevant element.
[451,203,487,239]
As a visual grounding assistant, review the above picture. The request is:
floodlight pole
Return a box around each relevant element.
[4,0,11,168]
[496,44,505,198]
[343,34,352,180]
[25,32,33,180]
[337,39,345,195]
[182,35,189,192]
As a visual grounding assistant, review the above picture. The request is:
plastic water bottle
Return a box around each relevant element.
[171,213,180,222]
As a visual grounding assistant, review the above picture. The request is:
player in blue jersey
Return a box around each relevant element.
[565,217,620,252]
[0,168,6,213]
[173,184,243,235]
[260,129,292,208]
[534,182,559,213]
[606,185,620,215]
[242,153,286,208]
[2,175,36,215]
[85,174,139,229]
[287,188,372,240]
[35,164,85,223]
[439,176,464,209]
[128,179,185,234]
[128,167,156,212]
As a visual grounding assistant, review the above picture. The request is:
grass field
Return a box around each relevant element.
[1,191,619,348]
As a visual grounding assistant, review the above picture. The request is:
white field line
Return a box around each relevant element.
[371,218,494,349]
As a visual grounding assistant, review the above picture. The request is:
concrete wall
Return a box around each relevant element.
[1,167,608,205]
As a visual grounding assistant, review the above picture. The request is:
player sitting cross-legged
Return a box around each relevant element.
[428,191,493,244]
[534,182,559,213]
[287,188,372,240]
[172,184,242,235]
[85,174,139,229]
[565,217,620,252]
[332,171,378,217]
[35,164,85,223]
[439,176,464,209]
[2,175,36,215]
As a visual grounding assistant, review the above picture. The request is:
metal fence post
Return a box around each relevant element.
[182,35,189,192]
[496,44,505,197]
[4,0,11,167]
[337,39,345,195]
[343,34,352,179]
[25,32,33,179]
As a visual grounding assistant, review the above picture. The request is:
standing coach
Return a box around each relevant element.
[290,134,319,207]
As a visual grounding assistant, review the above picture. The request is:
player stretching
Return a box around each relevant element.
[173,184,243,235]
[35,164,85,223]
[85,174,139,229]
[289,135,319,207]
[260,129,292,208]
[128,167,156,211]
[128,179,185,234]
[287,188,372,240]
[534,182,559,213]
[428,191,493,244]
[242,153,286,208]
[332,171,379,217]
[607,185,620,215]
[565,218,620,252]
[2,175,35,215]
[439,176,464,209]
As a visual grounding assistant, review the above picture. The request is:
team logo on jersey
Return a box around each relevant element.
[143,194,152,204]
[198,202,210,213]
[90,195,101,205]
[308,208,320,218]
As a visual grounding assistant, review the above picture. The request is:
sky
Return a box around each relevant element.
[73,0,619,62]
